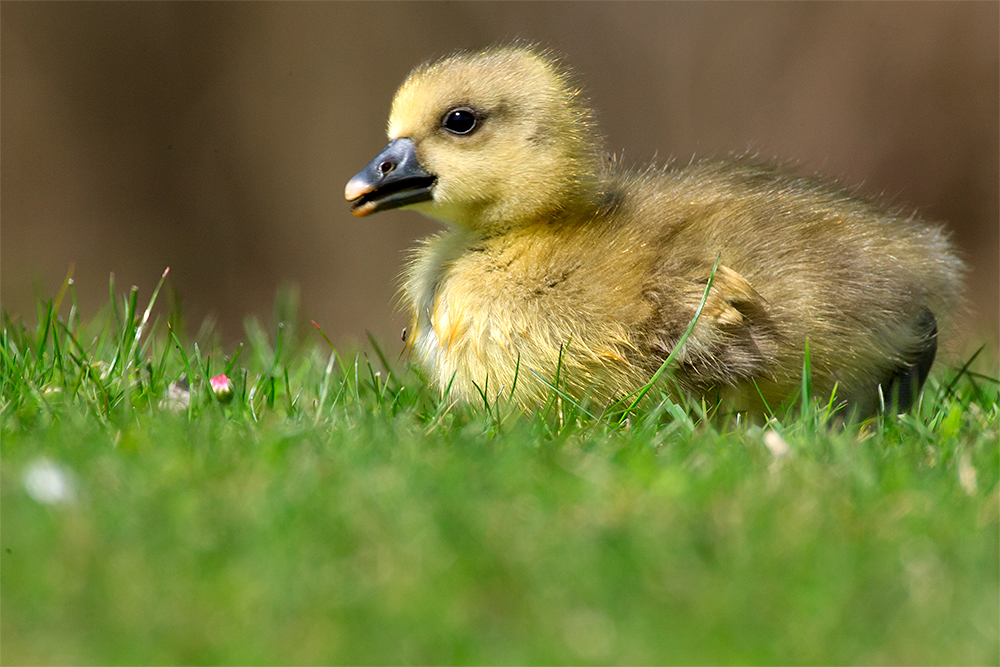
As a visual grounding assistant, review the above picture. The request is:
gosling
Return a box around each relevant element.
[345,45,964,416]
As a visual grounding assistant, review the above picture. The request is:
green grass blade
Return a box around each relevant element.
[618,253,722,426]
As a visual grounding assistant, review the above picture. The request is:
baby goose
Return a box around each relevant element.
[345,45,964,416]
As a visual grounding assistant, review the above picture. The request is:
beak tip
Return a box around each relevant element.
[344,175,372,202]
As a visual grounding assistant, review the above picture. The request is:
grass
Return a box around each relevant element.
[2,271,998,665]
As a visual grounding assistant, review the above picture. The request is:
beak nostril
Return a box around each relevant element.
[379,161,395,176]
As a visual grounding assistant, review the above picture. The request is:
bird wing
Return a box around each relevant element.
[645,263,779,391]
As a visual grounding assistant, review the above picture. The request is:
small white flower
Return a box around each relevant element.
[23,459,76,505]
[763,429,791,458]
[160,377,191,412]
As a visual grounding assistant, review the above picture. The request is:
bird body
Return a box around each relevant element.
[346,46,964,416]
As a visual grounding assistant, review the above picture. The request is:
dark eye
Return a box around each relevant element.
[442,108,478,135]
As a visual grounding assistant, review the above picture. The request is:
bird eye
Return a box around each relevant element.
[442,108,478,135]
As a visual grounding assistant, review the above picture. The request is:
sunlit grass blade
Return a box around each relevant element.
[366,330,401,392]
[314,350,338,424]
[224,343,244,377]
[131,267,170,356]
[529,367,598,423]
[618,253,722,426]
[312,319,336,350]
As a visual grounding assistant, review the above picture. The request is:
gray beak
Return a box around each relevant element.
[345,138,436,217]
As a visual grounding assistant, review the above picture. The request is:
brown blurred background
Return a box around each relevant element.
[2,2,997,351]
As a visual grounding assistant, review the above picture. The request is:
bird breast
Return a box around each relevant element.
[402,221,663,406]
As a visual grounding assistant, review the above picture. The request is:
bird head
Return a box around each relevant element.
[346,46,600,233]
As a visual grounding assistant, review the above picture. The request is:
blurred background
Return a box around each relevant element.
[2,2,997,353]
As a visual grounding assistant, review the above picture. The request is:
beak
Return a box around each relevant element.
[345,138,436,217]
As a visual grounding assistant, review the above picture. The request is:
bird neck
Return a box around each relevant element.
[472,154,605,236]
